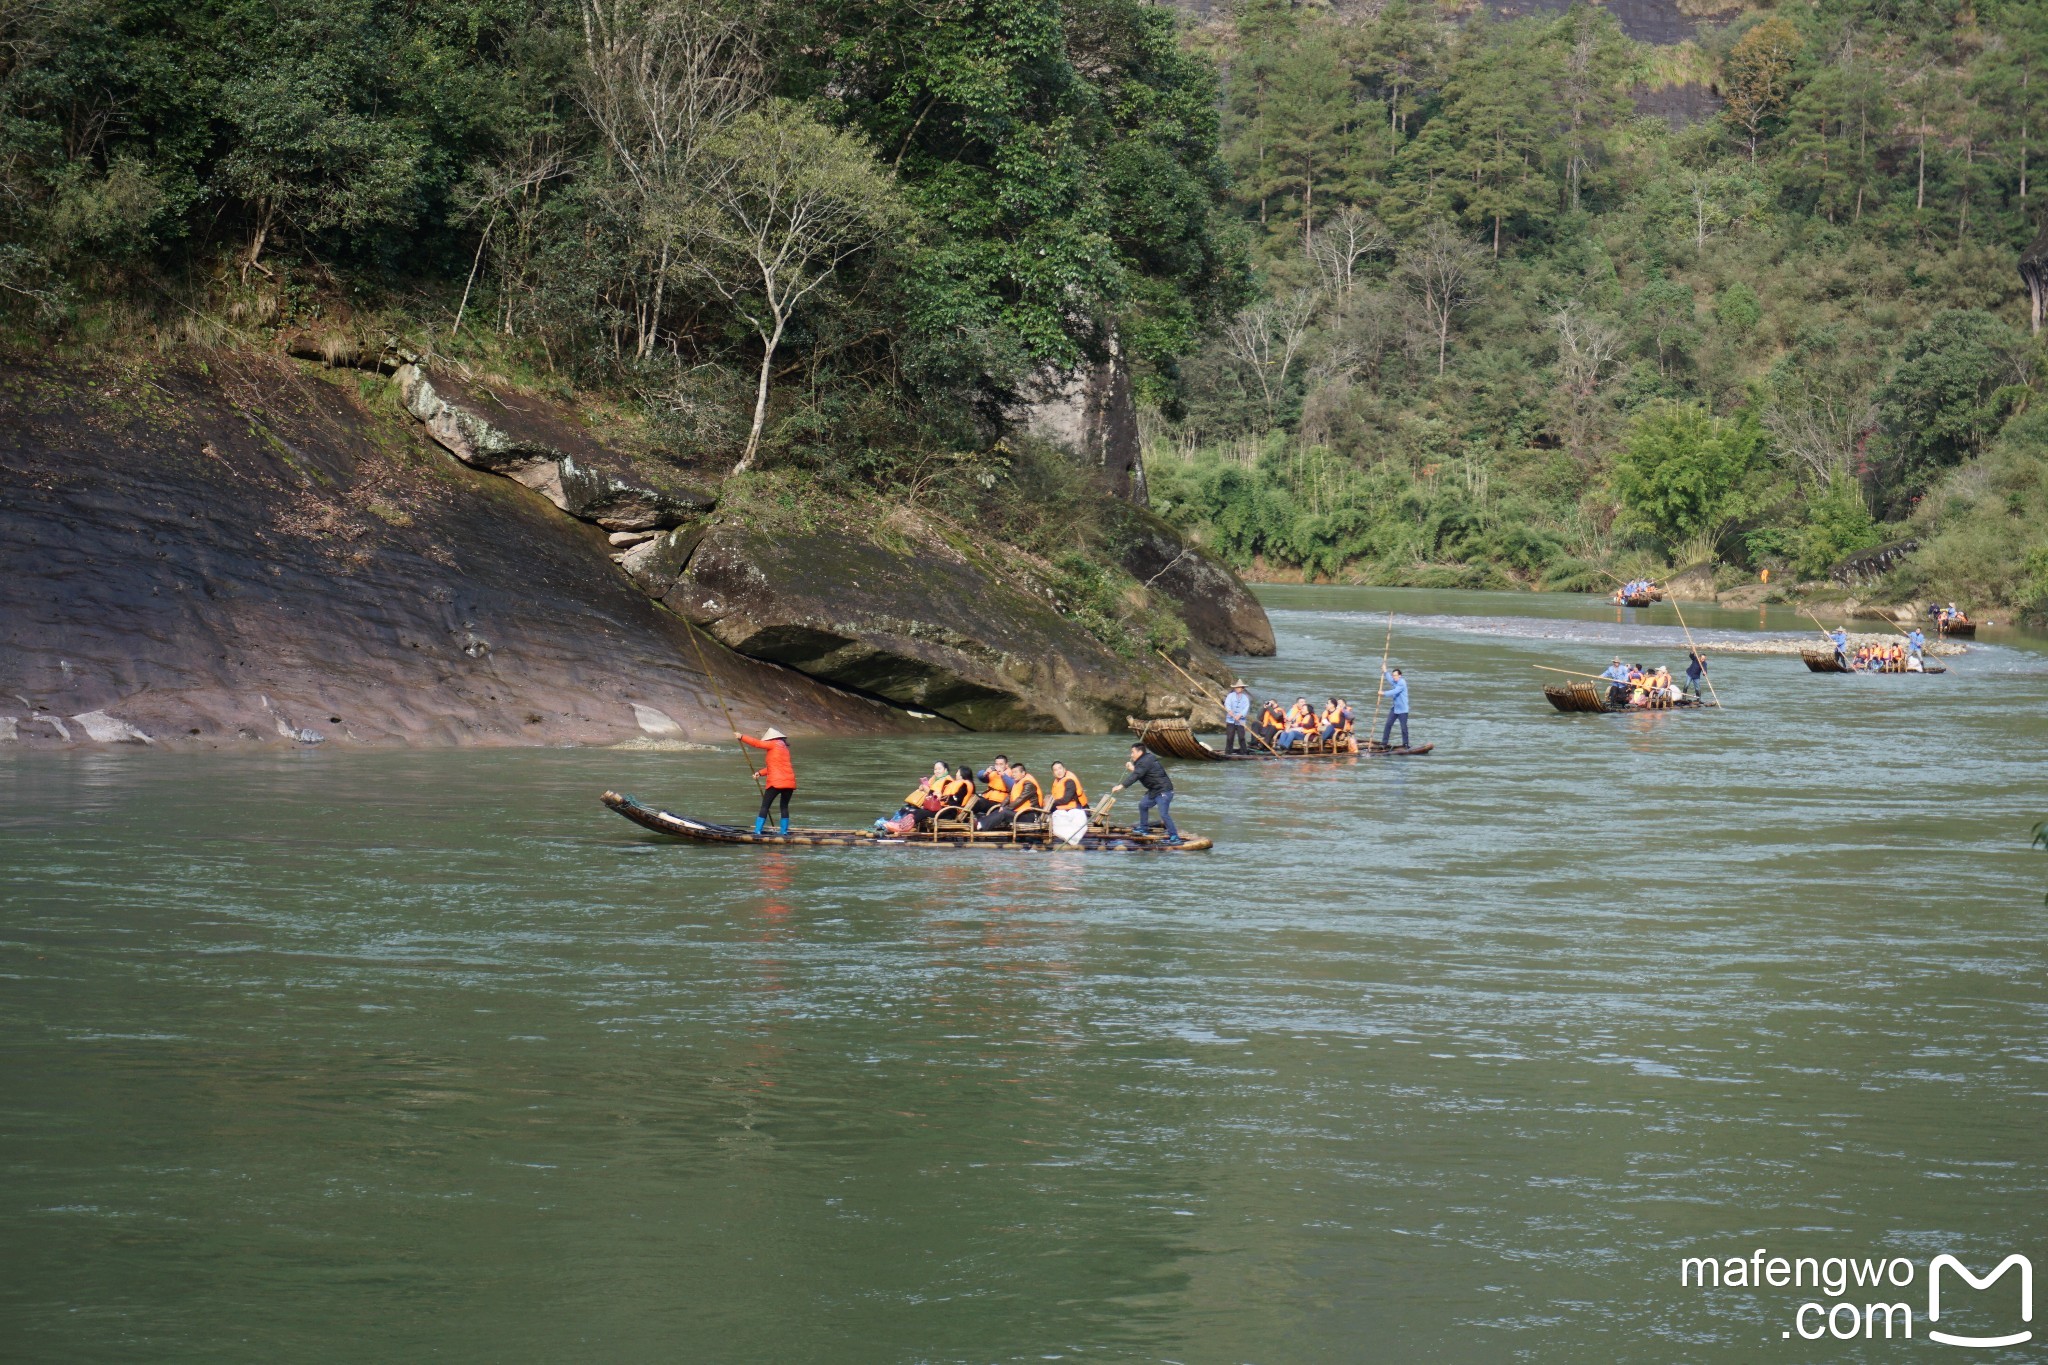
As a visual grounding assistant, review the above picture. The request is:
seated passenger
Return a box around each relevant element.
[974,755,1013,813]
[980,761,1045,831]
[1046,761,1088,812]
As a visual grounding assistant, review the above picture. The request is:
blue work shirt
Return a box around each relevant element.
[1908,630,1925,652]
[1602,663,1628,683]
[1382,671,1409,714]
[1224,690,1250,722]
[1831,629,1848,652]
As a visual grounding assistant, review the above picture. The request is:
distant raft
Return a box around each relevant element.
[601,791,1213,852]
[1543,681,1716,714]
[1613,591,1662,607]
[1127,717,1432,759]
[1937,619,1977,638]
[1800,649,1948,675]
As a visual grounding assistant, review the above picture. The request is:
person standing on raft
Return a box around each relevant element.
[1108,743,1181,845]
[1223,681,1251,755]
[1379,667,1411,749]
[736,726,796,837]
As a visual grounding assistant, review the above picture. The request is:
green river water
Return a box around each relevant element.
[4,588,2046,1362]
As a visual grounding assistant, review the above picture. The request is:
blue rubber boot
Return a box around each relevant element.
[752,816,765,836]
[778,817,790,838]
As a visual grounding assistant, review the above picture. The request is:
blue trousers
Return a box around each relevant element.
[1135,790,1179,839]
[1382,711,1409,747]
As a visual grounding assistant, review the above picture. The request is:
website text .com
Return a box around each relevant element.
[1680,1250,2033,1346]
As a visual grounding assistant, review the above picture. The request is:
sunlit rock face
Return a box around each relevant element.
[0,358,911,749]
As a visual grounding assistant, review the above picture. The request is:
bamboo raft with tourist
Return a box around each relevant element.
[1802,608,1947,675]
[1128,716,1434,759]
[602,792,1213,852]
[1134,619,1435,760]
[1544,592,1722,713]
[1800,648,1946,674]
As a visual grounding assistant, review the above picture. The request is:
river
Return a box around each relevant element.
[4,588,2045,1361]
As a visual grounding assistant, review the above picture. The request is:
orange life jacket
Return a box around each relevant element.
[940,776,974,807]
[1320,705,1342,730]
[1007,773,1044,811]
[1049,774,1087,810]
[1287,704,1314,729]
[981,769,1011,802]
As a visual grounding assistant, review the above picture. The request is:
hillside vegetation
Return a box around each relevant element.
[3,0,2045,619]
[1144,0,2048,614]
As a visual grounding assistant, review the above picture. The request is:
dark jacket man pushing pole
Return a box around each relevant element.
[1109,744,1180,844]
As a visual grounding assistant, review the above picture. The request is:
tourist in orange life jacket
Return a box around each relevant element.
[737,726,796,837]
[974,755,1012,814]
[1318,699,1345,745]
[938,765,977,816]
[1276,697,1314,750]
[1047,762,1087,812]
[1253,701,1285,747]
[980,760,1044,831]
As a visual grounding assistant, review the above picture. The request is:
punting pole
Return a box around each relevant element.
[1666,594,1723,710]
[1367,611,1395,742]
[687,622,763,791]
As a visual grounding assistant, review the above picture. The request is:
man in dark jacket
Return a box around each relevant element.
[1109,743,1180,844]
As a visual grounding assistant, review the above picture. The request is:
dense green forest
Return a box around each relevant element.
[3,0,2045,611]
[1148,0,2048,609]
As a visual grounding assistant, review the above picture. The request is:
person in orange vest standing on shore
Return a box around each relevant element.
[737,726,797,837]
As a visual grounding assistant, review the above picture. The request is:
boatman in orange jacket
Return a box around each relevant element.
[737,726,797,837]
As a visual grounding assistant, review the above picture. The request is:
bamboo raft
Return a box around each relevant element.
[1613,591,1662,607]
[1542,681,1716,713]
[1128,717,1432,760]
[1800,648,1947,675]
[1937,619,1977,638]
[602,791,1214,852]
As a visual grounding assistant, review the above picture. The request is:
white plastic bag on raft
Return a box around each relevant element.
[1048,809,1089,846]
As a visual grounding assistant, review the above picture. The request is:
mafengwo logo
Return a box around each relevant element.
[1680,1249,2032,1345]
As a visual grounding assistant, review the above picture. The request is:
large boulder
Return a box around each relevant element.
[657,520,1208,732]
[396,366,712,531]
[1112,511,1276,657]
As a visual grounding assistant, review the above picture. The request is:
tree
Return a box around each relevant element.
[1399,219,1486,376]
[1628,277,1697,377]
[695,101,907,473]
[1221,288,1318,425]
[1552,7,1631,214]
[1307,204,1389,299]
[1611,401,1765,563]
[1406,23,1557,255]
[577,0,759,358]
[1722,16,1803,161]
[1261,34,1353,251]
[1549,300,1623,460]
[1875,309,2026,501]
[212,44,427,279]
[1762,325,1884,493]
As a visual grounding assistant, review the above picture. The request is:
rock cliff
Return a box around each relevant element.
[0,358,909,748]
[1,351,1263,747]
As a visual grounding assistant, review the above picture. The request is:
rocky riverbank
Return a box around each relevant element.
[0,350,1271,749]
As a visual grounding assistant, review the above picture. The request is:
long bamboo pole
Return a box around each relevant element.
[1666,594,1724,710]
[1532,664,1611,679]
[1367,611,1396,748]
[1154,650,1281,756]
[687,623,763,792]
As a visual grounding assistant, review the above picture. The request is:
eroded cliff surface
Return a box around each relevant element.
[0,358,908,748]
[1,351,1267,747]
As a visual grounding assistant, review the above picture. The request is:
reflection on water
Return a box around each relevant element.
[2,587,2045,1361]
